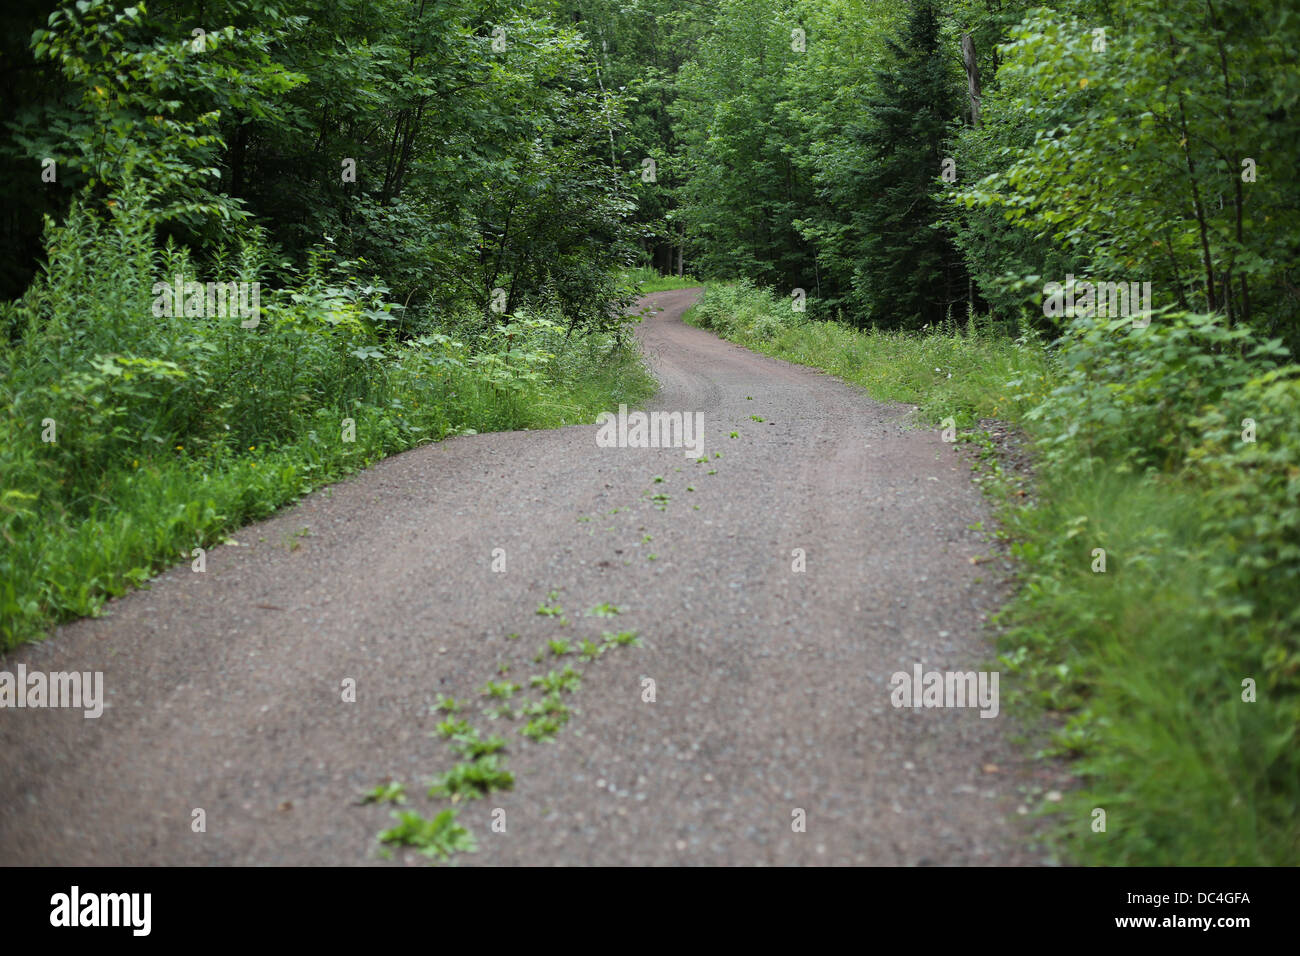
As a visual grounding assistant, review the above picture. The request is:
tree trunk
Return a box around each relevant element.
[961,33,981,128]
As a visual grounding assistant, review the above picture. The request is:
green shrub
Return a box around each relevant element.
[1024,311,1287,474]
[0,189,654,649]
[691,277,1299,863]
[1192,368,1300,650]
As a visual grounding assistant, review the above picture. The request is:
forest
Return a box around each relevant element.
[1,0,1297,867]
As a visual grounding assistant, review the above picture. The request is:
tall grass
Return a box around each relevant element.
[686,279,1052,424]
[999,465,1299,864]
[0,191,654,649]
[617,265,702,294]
[690,280,1300,865]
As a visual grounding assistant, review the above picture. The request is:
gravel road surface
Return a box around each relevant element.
[0,288,1039,865]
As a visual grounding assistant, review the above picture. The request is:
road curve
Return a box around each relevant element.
[0,288,1038,865]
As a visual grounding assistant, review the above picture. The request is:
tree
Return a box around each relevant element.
[829,0,968,328]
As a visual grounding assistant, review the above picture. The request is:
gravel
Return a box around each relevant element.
[0,288,1040,865]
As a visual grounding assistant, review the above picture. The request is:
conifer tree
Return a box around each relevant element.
[842,0,968,329]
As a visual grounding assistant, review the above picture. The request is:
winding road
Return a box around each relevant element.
[0,288,1038,865]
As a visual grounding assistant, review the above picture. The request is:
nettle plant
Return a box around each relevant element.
[1191,367,1300,648]
[1023,311,1287,473]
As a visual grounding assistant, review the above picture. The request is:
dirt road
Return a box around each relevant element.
[0,288,1038,865]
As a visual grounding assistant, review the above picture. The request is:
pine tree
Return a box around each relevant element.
[847,0,968,329]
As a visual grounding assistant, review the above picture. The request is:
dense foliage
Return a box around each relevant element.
[3,0,1298,864]
[0,0,661,646]
[671,0,1300,342]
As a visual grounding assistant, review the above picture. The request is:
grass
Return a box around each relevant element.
[996,464,1300,864]
[618,265,702,294]
[1,311,653,652]
[689,279,1300,866]
[684,281,1051,428]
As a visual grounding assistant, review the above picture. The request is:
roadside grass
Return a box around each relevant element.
[998,465,1299,865]
[688,280,1300,865]
[618,265,702,294]
[0,347,653,652]
[683,279,1052,426]
[0,197,656,651]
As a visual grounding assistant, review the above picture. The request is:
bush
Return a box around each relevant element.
[0,189,654,649]
[691,277,1300,863]
[691,280,804,339]
[1192,368,1300,651]
[1023,311,1288,474]
[997,310,1300,864]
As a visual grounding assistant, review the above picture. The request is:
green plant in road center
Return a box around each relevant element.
[378,809,476,861]
[433,718,472,739]
[602,630,641,649]
[521,715,566,742]
[530,665,584,695]
[522,691,571,719]
[360,780,407,805]
[536,593,563,616]
[432,694,462,714]
[427,756,515,801]
[480,680,520,699]
[450,733,508,760]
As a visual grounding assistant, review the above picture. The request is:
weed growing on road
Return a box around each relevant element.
[433,718,472,739]
[432,694,462,714]
[602,630,641,649]
[370,589,643,864]
[530,665,584,695]
[521,716,567,742]
[480,681,520,699]
[359,781,407,805]
[378,809,476,861]
[428,757,515,802]
[449,732,508,760]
